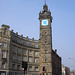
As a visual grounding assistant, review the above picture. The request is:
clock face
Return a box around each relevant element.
[41,19,48,26]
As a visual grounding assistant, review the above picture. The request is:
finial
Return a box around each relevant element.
[44,0,46,5]
[40,10,41,13]
[49,9,50,12]
[43,0,48,11]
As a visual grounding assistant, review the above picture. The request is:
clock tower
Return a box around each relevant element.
[39,3,53,75]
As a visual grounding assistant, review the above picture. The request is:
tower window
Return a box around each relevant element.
[45,59,47,62]
[45,50,47,53]
[45,41,47,44]
[45,32,47,35]
[35,67,39,71]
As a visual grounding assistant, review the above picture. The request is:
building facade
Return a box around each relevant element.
[62,65,66,75]
[0,24,40,75]
[62,65,70,75]
[0,3,61,75]
[70,71,75,75]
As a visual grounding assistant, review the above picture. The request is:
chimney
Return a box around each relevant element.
[55,49,57,53]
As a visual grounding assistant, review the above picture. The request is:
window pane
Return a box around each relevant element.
[22,56,26,61]
[23,41,26,45]
[35,52,38,56]
[28,43,32,47]
[35,67,39,71]
[12,53,16,60]
[23,49,26,55]
[17,55,21,61]
[17,48,20,53]
[29,66,32,71]
[35,58,38,63]
[17,39,21,44]
[0,43,2,45]
[17,65,20,70]
[29,57,32,62]
[3,42,7,48]
[2,62,6,69]
[34,44,38,48]
[12,64,15,69]
[29,50,32,55]
[13,37,16,42]
[2,50,6,58]
[12,45,15,51]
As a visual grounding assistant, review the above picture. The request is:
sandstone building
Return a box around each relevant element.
[0,3,61,75]
[70,71,75,75]
[62,65,70,75]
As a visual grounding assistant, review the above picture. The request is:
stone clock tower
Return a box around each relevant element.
[39,3,53,75]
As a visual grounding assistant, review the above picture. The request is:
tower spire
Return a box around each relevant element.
[44,0,46,4]
[43,0,48,12]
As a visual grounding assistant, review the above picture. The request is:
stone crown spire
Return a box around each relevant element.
[43,1,48,12]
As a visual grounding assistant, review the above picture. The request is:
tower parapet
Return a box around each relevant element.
[39,3,52,22]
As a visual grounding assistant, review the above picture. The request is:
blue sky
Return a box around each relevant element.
[0,0,75,71]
